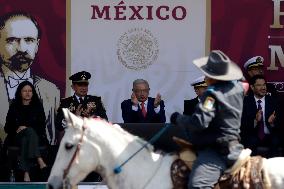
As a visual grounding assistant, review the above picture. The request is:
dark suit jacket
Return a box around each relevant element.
[183,97,199,116]
[240,94,279,141]
[121,97,166,123]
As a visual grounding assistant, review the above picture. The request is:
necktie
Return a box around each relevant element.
[79,97,84,104]
[257,99,265,140]
[141,102,147,117]
[8,76,33,88]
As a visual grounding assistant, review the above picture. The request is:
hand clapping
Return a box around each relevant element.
[268,111,276,125]
[131,92,139,106]
[154,93,161,108]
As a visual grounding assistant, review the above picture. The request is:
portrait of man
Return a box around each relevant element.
[0,11,60,145]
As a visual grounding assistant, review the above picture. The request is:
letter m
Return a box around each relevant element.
[91,5,111,20]
[268,45,284,70]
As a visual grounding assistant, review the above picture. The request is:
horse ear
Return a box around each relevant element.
[62,108,83,129]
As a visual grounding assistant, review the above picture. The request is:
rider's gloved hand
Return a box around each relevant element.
[170,112,180,125]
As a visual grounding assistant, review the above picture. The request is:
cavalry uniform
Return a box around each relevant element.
[171,50,244,188]
[178,81,244,162]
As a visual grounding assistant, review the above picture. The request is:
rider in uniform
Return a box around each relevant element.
[171,50,245,188]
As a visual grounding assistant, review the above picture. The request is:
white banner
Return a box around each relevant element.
[70,0,209,122]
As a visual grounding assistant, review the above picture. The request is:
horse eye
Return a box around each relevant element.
[65,142,74,150]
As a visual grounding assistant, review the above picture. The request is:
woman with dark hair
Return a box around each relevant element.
[4,81,48,182]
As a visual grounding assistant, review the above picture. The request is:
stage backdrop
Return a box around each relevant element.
[70,0,210,122]
[0,0,66,145]
[211,0,284,91]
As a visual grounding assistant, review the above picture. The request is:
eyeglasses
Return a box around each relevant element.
[133,89,150,93]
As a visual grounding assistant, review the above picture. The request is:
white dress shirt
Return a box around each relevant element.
[132,99,160,113]
[254,96,270,134]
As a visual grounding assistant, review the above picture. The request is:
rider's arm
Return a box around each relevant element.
[176,92,217,132]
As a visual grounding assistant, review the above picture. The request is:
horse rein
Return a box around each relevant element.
[63,120,88,180]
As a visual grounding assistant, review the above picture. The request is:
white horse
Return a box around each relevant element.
[48,109,284,189]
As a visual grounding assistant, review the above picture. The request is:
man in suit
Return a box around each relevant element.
[183,76,207,116]
[56,71,108,131]
[241,74,280,157]
[0,12,60,145]
[121,79,166,123]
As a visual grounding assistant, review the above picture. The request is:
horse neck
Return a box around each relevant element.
[87,123,174,189]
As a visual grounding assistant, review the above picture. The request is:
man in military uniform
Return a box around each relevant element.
[56,71,107,182]
[56,71,108,132]
[171,50,244,188]
[183,76,207,116]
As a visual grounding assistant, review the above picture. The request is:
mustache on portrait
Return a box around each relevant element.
[9,52,33,63]
[7,52,33,71]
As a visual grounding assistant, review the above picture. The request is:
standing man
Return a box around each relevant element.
[121,79,166,123]
[183,76,207,116]
[56,71,108,131]
[0,12,60,145]
[171,50,244,188]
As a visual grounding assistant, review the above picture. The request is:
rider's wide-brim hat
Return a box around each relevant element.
[193,50,243,81]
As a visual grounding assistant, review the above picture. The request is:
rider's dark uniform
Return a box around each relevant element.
[172,50,244,188]
[176,81,244,188]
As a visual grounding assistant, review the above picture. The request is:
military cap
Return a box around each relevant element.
[69,71,91,83]
[244,56,264,71]
[191,76,207,87]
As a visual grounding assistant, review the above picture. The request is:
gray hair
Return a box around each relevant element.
[132,79,149,89]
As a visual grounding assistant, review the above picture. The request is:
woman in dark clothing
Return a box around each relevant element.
[4,81,47,182]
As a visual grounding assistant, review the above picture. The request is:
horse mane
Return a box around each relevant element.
[87,118,155,152]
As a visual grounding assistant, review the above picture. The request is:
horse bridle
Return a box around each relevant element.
[63,120,88,180]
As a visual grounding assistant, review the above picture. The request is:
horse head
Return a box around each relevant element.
[48,109,103,189]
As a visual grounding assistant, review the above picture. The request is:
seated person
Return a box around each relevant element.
[4,81,48,182]
[56,71,108,131]
[121,79,166,123]
[240,75,281,157]
[184,76,207,116]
